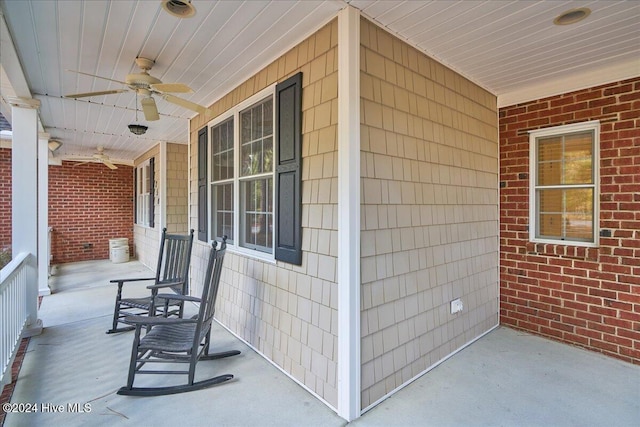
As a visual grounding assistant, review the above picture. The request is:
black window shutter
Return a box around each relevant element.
[149,157,155,228]
[275,72,303,265]
[197,127,208,241]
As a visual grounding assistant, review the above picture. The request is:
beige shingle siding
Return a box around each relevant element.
[166,143,188,234]
[188,19,339,408]
[359,17,499,409]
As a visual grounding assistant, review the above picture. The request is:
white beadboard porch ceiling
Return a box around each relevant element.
[0,0,638,163]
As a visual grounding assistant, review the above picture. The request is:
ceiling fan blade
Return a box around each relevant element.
[141,97,160,121]
[150,83,193,93]
[162,94,208,114]
[65,89,128,98]
[103,160,118,170]
[66,69,128,85]
[72,161,91,167]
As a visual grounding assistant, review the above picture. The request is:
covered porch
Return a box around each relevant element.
[1,1,638,424]
[3,259,639,426]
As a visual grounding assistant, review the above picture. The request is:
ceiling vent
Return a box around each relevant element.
[161,0,196,18]
[554,8,591,25]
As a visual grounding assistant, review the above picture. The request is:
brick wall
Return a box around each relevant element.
[500,77,640,364]
[49,161,134,263]
[0,148,11,252]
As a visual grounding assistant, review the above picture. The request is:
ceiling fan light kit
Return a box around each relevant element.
[128,124,148,135]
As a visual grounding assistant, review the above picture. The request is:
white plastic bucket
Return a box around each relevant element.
[109,238,128,261]
[109,238,128,250]
[110,246,130,263]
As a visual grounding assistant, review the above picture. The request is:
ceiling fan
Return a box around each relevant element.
[70,146,118,170]
[65,57,208,121]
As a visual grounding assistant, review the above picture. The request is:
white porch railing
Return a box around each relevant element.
[0,252,30,387]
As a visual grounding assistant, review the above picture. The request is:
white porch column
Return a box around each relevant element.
[337,6,361,421]
[38,132,51,296]
[10,97,43,335]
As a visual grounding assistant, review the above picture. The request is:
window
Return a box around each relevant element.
[529,121,599,246]
[136,158,154,227]
[211,117,235,243]
[209,90,274,256]
[203,72,302,264]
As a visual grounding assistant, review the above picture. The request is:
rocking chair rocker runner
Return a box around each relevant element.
[107,228,194,334]
[118,237,239,396]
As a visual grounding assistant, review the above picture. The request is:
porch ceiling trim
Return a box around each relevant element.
[497,57,640,107]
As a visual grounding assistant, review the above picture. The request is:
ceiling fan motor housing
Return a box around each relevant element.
[126,72,162,89]
[135,57,155,71]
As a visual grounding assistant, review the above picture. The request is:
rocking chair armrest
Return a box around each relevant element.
[146,279,184,290]
[156,294,201,303]
[122,314,198,326]
[110,277,156,284]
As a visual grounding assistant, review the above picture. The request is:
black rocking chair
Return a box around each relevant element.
[117,237,240,396]
[107,228,194,334]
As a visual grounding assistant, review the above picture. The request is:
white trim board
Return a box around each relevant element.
[337,5,361,422]
[498,59,640,108]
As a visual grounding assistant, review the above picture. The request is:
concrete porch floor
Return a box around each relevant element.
[4,259,639,426]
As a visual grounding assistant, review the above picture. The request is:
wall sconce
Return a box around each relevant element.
[48,140,62,152]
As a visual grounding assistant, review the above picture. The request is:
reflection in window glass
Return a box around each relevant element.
[241,178,273,251]
[209,94,274,254]
[239,97,273,252]
[533,127,596,243]
[211,118,235,242]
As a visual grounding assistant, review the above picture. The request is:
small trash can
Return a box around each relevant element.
[110,246,130,263]
[109,238,129,263]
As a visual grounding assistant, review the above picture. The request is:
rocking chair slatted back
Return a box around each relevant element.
[156,230,194,295]
[194,237,227,344]
[107,228,194,334]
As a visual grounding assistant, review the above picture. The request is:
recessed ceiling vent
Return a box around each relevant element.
[161,0,196,18]
[554,8,591,25]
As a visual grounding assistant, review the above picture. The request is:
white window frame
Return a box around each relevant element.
[529,120,600,247]
[136,159,152,228]
[207,85,276,262]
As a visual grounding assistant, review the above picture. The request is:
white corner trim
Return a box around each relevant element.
[214,318,339,415]
[37,133,51,296]
[337,5,361,422]
[361,324,500,415]
[187,120,192,234]
[159,141,168,232]
[498,58,640,108]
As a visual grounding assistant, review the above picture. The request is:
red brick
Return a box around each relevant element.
[48,161,134,263]
[500,77,640,363]
[590,339,618,353]
[0,148,11,251]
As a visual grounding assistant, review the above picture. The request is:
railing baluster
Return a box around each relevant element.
[0,252,30,387]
